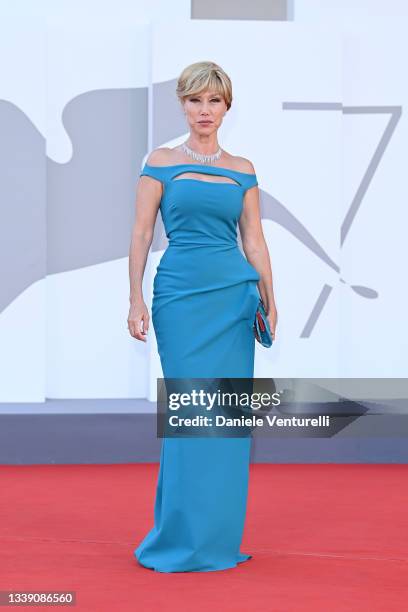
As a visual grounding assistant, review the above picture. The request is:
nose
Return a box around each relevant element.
[200,101,211,112]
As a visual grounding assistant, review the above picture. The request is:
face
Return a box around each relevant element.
[182,90,228,133]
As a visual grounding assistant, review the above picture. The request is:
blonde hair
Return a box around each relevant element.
[176,61,233,110]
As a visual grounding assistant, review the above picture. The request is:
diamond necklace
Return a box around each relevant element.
[181,141,222,165]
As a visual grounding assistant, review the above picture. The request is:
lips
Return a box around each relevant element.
[198,121,212,124]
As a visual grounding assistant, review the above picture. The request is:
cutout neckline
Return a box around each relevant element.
[143,162,256,177]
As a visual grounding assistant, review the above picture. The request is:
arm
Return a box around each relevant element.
[237,160,278,339]
[128,151,165,342]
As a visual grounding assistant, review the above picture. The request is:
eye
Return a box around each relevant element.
[189,97,221,102]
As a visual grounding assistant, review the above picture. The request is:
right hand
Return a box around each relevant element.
[128,299,150,342]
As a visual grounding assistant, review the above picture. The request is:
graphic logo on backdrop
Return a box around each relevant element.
[282,103,401,337]
[1,79,402,336]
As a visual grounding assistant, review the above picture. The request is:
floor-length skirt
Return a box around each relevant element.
[134,255,259,572]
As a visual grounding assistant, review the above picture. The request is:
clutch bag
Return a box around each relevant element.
[253,298,273,348]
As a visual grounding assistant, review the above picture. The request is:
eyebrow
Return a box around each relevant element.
[190,93,222,97]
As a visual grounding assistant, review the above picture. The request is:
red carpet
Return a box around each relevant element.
[1,464,407,611]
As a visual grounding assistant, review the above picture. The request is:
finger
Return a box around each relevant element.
[142,315,149,334]
[140,320,148,337]
[134,330,147,342]
[138,318,148,340]
[127,321,145,341]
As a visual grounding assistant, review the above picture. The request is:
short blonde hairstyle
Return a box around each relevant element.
[176,61,233,110]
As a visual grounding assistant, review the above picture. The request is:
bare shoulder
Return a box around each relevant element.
[145,147,174,166]
[232,156,256,174]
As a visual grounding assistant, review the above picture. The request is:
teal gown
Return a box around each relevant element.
[134,162,261,572]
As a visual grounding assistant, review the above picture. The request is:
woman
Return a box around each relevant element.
[128,61,277,572]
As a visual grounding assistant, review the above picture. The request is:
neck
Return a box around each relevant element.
[185,135,220,154]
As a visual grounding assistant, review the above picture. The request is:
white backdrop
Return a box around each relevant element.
[340,20,408,377]
[1,5,407,405]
